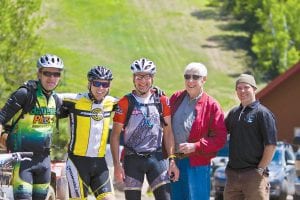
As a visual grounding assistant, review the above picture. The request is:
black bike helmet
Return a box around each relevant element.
[37,54,64,70]
[87,66,113,81]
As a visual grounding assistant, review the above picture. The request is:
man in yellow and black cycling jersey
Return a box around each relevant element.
[59,66,117,200]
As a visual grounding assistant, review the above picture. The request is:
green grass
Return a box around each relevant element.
[40,0,249,111]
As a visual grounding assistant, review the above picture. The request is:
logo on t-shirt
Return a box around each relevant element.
[245,114,255,123]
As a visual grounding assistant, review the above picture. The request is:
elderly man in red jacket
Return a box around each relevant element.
[169,62,227,200]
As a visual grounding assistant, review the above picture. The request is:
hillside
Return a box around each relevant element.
[40,0,249,111]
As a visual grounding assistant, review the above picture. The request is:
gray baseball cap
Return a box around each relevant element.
[236,74,257,89]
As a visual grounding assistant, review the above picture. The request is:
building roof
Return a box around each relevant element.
[256,61,300,99]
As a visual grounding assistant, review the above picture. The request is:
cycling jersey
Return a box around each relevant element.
[60,93,118,157]
[60,93,117,199]
[0,82,57,153]
[113,92,172,198]
[0,81,59,200]
[114,93,170,153]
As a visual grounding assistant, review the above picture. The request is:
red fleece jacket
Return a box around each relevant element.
[170,90,227,166]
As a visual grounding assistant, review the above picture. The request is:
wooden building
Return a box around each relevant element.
[256,61,300,144]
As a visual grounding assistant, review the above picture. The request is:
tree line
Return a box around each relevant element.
[1,0,299,104]
[209,0,300,80]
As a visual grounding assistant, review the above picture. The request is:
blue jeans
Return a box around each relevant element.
[171,158,211,200]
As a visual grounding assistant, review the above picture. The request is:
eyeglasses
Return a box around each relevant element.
[42,71,61,78]
[134,74,153,81]
[91,81,110,88]
[184,74,201,80]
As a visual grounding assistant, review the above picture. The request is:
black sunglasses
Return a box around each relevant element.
[184,74,201,80]
[42,71,61,78]
[92,81,110,88]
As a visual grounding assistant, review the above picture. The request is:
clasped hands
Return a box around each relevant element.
[178,142,196,154]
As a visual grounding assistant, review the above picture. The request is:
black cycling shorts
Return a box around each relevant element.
[123,151,170,191]
[13,154,51,200]
[66,154,112,199]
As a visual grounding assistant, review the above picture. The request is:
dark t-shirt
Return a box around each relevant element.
[225,101,277,169]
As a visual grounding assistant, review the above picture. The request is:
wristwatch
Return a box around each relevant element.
[256,167,265,176]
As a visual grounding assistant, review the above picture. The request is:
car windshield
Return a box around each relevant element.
[270,149,283,166]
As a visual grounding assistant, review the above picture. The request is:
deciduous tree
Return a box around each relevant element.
[211,0,300,79]
[0,0,43,105]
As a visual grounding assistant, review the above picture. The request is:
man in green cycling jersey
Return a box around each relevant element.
[0,54,64,200]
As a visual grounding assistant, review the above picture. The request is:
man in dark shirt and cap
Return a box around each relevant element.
[224,74,277,200]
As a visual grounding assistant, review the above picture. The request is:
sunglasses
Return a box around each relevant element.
[134,74,153,81]
[184,74,201,80]
[91,81,110,88]
[42,71,61,78]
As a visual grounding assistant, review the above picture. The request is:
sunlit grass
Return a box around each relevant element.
[40,0,247,111]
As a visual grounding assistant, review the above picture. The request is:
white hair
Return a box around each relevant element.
[184,62,207,76]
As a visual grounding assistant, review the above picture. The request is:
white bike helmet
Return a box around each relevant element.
[130,58,156,74]
[37,54,64,70]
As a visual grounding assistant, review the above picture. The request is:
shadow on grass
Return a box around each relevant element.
[206,35,250,51]
[191,8,234,21]
[191,8,253,62]
[190,8,220,21]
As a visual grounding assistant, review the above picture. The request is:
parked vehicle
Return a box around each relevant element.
[0,152,33,200]
[213,165,226,200]
[213,141,297,200]
[210,141,229,198]
[211,141,229,173]
[293,149,300,200]
[0,150,68,200]
[269,142,296,200]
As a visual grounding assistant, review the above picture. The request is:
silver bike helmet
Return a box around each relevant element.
[130,58,156,74]
[87,66,113,81]
[37,54,64,70]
